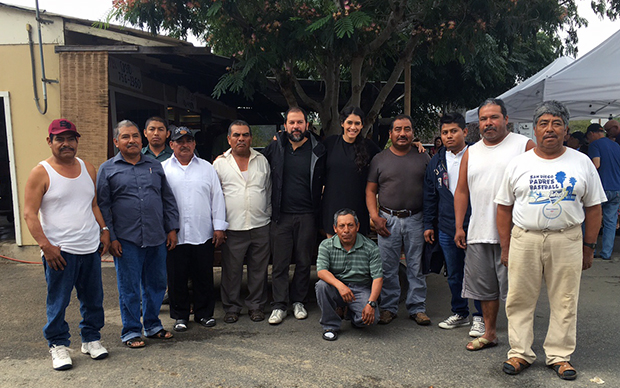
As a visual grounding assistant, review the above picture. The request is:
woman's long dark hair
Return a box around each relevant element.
[340,106,369,172]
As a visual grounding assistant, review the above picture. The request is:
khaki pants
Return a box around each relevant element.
[506,225,583,365]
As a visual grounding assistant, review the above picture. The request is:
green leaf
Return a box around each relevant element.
[307,15,332,33]
[334,17,353,39]
[206,2,222,17]
[348,11,372,29]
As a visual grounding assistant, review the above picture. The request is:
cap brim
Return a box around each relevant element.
[51,130,81,137]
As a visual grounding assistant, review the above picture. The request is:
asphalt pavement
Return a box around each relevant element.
[0,240,618,388]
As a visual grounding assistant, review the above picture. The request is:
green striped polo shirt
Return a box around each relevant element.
[316,234,383,285]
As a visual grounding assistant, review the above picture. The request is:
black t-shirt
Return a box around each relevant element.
[281,139,314,213]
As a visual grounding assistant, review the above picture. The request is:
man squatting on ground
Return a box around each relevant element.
[24,119,110,370]
[316,208,383,341]
[214,120,272,323]
[423,112,484,336]
[454,98,535,351]
[366,114,431,326]
[496,100,605,381]
[163,126,228,331]
[97,120,179,348]
[262,107,326,325]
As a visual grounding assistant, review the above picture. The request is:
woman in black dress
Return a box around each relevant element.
[321,107,381,237]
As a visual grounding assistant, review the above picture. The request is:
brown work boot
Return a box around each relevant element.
[410,312,431,326]
[378,310,397,324]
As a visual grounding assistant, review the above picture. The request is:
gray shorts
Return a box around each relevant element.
[462,243,507,301]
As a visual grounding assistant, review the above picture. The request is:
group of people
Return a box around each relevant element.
[25,98,612,382]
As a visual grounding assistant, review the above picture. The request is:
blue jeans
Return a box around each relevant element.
[42,251,104,347]
[600,190,620,259]
[377,211,426,315]
[114,239,167,342]
[438,231,482,317]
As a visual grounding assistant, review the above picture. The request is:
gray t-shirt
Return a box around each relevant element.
[367,147,430,211]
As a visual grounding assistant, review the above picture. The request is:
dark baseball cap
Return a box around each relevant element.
[48,119,81,137]
[585,123,604,134]
[570,131,586,142]
[170,126,194,141]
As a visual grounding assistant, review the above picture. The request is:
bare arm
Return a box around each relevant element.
[591,157,601,169]
[525,140,536,151]
[366,181,390,237]
[453,149,470,249]
[582,204,602,270]
[24,165,67,270]
[86,162,110,256]
[496,204,514,267]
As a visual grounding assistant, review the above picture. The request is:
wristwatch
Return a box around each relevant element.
[367,300,377,308]
[101,226,110,233]
[583,242,596,249]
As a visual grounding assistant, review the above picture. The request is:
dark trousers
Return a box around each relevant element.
[167,241,215,321]
[271,213,316,310]
[220,224,270,313]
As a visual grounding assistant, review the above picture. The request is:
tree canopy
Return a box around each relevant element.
[111,0,619,136]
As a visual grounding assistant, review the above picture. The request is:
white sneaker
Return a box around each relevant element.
[293,302,308,320]
[438,314,469,329]
[81,340,109,360]
[469,315,486,337]
[49,345,73,371]
[268,309,287,325]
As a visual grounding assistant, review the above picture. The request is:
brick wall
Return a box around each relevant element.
[59,52,109,168]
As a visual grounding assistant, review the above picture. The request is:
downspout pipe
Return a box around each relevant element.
[28,0,59,115]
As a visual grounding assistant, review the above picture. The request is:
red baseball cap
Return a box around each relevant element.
[48,119,81,137]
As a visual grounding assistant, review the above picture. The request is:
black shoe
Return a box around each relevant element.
[162,291,170,305]
[174,319,188,332]
[224,312,239,323]
[196,317,216,327]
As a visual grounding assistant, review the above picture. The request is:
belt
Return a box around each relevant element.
[515,224,580,233]
[379,206,420,218]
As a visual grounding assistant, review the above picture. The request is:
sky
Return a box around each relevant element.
[4,0,618,56]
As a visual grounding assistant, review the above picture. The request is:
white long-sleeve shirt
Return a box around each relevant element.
[163,154,228,245]
[213,148,271,231]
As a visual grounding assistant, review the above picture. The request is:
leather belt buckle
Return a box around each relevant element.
[380,206,413,218]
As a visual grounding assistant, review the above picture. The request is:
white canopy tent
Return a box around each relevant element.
[466,28,620,123]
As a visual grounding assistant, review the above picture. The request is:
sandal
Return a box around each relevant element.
[147,329,174,340]
[466,337,498,351]
[503,357,531,375]
[551,361,577,380]
[322,329,338,341]
[174,319,188,332]
[123,338,146,348]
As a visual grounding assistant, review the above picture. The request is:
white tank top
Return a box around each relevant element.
[39,158,100,254]
[467,132,530,244]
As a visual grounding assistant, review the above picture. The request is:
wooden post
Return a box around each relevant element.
[404,62,411,116]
